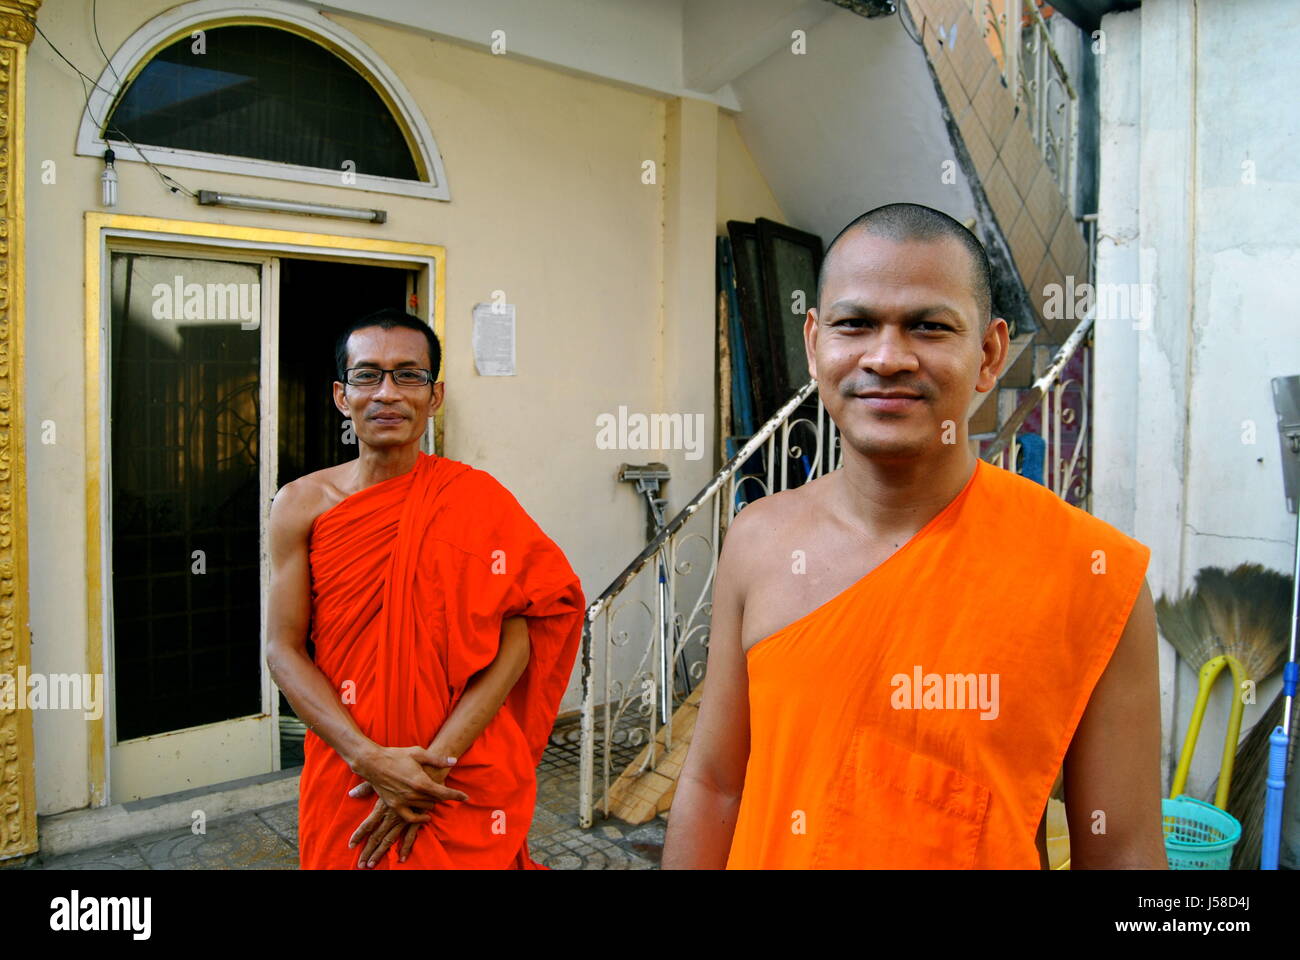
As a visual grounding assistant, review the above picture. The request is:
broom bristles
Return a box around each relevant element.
[1154,588,1220,670]
[1196,564,1290,683]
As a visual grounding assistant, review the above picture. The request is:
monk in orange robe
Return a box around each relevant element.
[663,204,1167,869]
[268,308,583,869]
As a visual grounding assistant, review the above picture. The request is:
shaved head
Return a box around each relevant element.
[818,203,992,329]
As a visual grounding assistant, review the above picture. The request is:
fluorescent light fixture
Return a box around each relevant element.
[197,190,387,223]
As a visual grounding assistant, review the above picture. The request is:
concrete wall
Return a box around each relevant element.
[1094,0,1300,801]
[727,4,978,246]
[312,0,739,107]
[24,0,774,813]
[716,112,786,234]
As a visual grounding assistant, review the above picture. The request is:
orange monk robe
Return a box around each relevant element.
[725,459,1151,869]
[298,452,584,869]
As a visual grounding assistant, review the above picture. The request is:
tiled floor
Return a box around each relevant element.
[16,716,666,871]
[528,715,663,870]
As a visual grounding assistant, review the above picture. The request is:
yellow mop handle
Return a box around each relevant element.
[1214,655,1248,810]
[1170,655,1249,809]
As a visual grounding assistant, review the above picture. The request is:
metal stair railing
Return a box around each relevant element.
[982,312,1094,507]
[578,380,830,827]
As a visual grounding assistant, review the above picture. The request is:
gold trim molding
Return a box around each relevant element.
[0,0,38,45]
[0,0,40,862]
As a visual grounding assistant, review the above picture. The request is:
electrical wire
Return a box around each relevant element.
[92,0,123,87]
[33,19,197,198]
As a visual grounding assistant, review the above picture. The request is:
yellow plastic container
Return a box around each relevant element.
[1046,797,1071,870]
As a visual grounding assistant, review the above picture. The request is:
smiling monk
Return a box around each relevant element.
[267,307,583,869]
[662,204,1167,870]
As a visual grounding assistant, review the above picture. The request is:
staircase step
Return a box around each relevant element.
[602,685,704,825]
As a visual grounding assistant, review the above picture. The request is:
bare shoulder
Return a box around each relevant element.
[727,473,830,541]
[723,486,790,554]
[719,474,833,587]
[270,463,352,541]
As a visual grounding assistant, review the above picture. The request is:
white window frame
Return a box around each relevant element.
[75,0,452,201]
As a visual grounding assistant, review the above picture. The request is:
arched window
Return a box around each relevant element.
[110,25,418,179]
[77,0,450,200]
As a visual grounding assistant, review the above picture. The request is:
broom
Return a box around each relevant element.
[1204,565,1293,868]
[1156,564,1290,808]
[1198,566,1290,694]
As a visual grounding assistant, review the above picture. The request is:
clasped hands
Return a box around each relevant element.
[345,744,468,869]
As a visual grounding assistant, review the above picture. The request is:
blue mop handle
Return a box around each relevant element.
[1262,726,1290,869]
[1261,660,1298,870]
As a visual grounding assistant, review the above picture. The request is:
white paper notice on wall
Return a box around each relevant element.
[472,302,516,376]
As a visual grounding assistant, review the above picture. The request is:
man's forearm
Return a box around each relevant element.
[268,644,374,771]
[661,775,742,869]
[426,617,531,762]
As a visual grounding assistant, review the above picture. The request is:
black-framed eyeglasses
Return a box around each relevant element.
[344,366,434,387]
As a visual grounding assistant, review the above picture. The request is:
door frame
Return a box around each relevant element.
[101,246,278,803]
[83,212,446,806]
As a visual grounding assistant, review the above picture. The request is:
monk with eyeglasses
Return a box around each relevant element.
[268,307,583,869]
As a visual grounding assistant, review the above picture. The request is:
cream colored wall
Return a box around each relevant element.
[716,111,786,234]
[24,0,713,813]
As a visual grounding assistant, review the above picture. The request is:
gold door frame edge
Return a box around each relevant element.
[2,32,37,860]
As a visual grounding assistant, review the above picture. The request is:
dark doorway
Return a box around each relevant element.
[275,257,412,766]
[276,258,412,488]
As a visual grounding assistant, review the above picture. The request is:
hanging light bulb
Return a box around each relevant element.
[101,148,118,207]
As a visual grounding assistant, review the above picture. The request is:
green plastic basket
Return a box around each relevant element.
[1162,795,1241,870]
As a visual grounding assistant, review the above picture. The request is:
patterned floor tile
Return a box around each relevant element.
[31,715,663,870]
